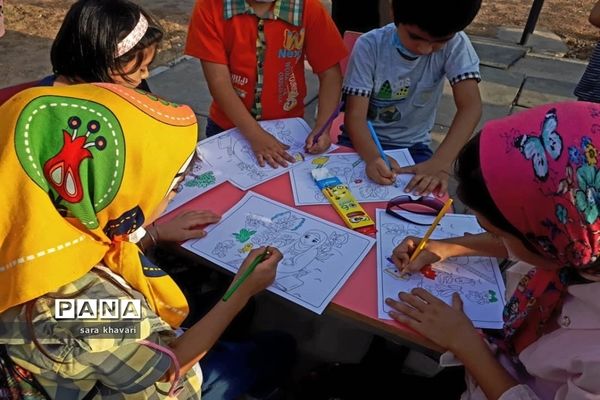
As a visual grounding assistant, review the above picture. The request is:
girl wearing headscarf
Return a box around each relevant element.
[0,83,293,399]
[388,101,600,399]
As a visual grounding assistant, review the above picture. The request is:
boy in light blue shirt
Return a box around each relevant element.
[341,0,482,196]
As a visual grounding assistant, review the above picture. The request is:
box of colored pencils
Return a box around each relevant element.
[311,167,375,233]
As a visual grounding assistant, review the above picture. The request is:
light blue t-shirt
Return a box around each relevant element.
[342,23,480,148]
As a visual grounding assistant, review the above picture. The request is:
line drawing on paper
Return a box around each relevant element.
[198,118,337,190]
[163,154,226,214]
[290,149,423,206]
[376,210,506,328]
[184,192,375,314]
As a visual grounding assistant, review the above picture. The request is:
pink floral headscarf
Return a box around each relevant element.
[479,101,600,354]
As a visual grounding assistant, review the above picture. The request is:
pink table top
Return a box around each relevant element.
[163,148,442,351]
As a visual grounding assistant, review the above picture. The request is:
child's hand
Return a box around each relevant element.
[232,247,282,299]
[250,129,296,168]
[385,289,478,352]
[305,127,332,154]
[154,210,221,242]
[366,157,401,185]
[396,158,451,196]
[391,236,446,274]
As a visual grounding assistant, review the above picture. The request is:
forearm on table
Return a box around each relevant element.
[439,232,508,259]
[201,61,263,140]
[314,66,343,129]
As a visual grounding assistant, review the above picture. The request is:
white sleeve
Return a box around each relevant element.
[498,385,540,400]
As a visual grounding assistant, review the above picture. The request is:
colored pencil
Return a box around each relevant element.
[222,247,270,301]
[408,198,454,263]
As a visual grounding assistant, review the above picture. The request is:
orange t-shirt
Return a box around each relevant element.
[185,0,348,130]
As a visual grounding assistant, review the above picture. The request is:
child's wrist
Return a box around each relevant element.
[244,125,268,141]
[365,154,383,164]
[450,329,486,358]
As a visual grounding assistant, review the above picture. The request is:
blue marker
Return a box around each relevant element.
[366,121,392,170]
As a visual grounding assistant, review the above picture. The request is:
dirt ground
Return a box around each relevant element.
[1,0,598,88]
[468,0,599,59]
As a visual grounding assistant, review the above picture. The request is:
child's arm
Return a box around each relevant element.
[163,247,282,380]
[386,290,519,400]
[305,64,343,154]
[397,79,482,196]
[392,232,508,273]
[590,0,600,27]
[138,211,221,249]
[303,0,349,154]
[202,61,296,168]
[344,94,401,185]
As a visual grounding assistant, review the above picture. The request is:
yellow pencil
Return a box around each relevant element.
[408,198,454,263]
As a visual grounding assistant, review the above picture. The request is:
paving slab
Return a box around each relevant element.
[470,37,527,69]
[510,54,587,84]
[510,105,530,115]
[516,77,577,108]
[479,66,525,106]
[496,27,569,58]
[149,57,211,116]
[436,67,520,128]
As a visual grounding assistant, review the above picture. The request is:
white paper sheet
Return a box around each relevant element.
[163,155,227,215]
[289,149,426,206]
[198,118,336,191]
[182,192,375,314]
[376,209,506,329]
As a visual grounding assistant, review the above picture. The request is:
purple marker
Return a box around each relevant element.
[311,101,344,146]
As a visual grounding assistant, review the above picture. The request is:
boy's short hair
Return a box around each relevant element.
[392,0,482,38]
[51,0,163,84]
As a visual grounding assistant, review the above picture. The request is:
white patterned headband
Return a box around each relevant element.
[115,13,148,58]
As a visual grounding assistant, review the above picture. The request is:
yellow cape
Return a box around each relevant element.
[0,83,197,327]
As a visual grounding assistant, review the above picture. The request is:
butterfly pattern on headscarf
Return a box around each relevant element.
[480,102,600,356]
[514,108,563,181]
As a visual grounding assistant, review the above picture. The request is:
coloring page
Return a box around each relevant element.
[376,209,506,329]
[182,192,375,314]
[163,153,226,214]
[289,149,427,206]
[198,118,337,190]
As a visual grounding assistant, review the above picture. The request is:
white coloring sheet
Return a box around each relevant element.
[163,153,227,214]
[198,118,336,191]
[183,192,375,314]
[376,209,506,329]
[289,149,426,206]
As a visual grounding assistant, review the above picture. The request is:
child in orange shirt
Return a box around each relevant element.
[186,0,348,168]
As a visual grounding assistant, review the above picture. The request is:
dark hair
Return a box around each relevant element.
[51,0,163,84]
[455,133,540,254]
[392,0,482,38]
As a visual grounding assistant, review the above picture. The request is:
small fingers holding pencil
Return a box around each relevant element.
[391,236,443,274]
[232,246,283,298]
[305,127,332,154]
[366,157,401,185]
